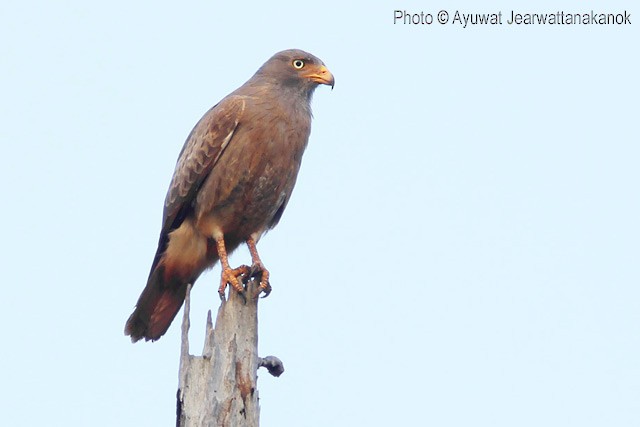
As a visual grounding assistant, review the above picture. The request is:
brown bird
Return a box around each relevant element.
[125,49,334,342]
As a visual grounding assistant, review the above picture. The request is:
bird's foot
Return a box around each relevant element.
[250,262,271,298]
[218,265,251,300]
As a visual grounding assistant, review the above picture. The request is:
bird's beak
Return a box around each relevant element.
[305,65,335,89]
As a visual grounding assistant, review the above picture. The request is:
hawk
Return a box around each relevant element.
[125,49,334,342]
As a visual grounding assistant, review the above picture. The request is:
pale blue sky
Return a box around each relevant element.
[1,1,638,426]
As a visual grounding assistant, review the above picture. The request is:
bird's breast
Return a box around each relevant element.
[194,111,310,240]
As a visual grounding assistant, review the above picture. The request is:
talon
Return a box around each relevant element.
[259,280,272,298]
[246,236,272,298]
[218,265,250,299]
[249,261,271,298]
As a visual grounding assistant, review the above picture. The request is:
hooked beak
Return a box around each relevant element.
[305,65,335,89]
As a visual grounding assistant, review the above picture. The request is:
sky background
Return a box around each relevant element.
[1,1,638,426]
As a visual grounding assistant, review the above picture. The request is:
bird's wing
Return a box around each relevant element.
[160,95,246,236]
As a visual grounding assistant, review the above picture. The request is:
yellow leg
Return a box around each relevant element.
[247,237,271,297]
[216,236,250,299]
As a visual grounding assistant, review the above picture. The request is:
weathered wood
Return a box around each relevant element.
[177,279,282,427]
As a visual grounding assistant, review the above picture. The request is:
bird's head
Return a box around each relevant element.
[255,49,335,94]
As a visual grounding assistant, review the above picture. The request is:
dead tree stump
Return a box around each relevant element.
[176,279,283,427]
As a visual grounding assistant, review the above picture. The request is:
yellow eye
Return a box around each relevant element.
[292,59,305,69]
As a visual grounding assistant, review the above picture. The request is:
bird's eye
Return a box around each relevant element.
[292,59,305,69]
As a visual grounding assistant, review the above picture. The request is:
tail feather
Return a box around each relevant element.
[124,265,188,342]
[126,218,214,342]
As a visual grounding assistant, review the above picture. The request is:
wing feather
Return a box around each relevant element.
[161,95,246,236]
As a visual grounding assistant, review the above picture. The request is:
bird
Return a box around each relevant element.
[124,49,334,343]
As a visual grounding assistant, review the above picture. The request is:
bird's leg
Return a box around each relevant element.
[246,236,271,297]
[216,236,250,299]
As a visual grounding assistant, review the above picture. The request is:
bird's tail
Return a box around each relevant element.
[124,264,189,342]
[125,219,213,342]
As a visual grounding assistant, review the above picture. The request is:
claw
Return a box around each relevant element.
[218,265,250,300]
[258,281,272,298]
[249,262,271,298]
